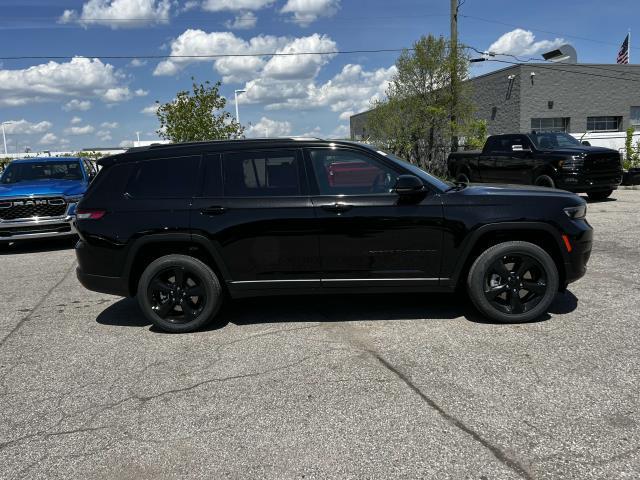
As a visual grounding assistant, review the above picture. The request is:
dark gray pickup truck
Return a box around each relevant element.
[447,132,623,200]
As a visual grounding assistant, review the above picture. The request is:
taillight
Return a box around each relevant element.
[76,209,106,220]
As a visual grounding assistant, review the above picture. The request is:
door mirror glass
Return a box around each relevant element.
[394,175,424,195]
[582,141,591,146]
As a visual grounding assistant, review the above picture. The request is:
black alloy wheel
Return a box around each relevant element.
[138,254,222,333]
[147,266,206,323]
[483,254,547,315]
[467,241,559,323]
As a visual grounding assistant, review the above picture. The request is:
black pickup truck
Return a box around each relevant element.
[448,132,623,200]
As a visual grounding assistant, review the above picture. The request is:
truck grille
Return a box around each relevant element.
[584,153,621,173]
[0,197,67,221]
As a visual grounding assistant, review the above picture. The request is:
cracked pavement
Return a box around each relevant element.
[0,189,639,479]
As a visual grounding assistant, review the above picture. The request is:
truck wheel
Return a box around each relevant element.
[455,172,470,183]
[467,241,559,323]
[137,254,222,333]
[587,190,613,201]
[534,175,555,188]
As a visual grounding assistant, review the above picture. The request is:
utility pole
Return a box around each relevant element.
[1,121,14,156]
[234,89,246,125]
[450,0,459,152]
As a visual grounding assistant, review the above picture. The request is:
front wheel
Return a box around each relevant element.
[467,241,559,323]
[587,190,613,201]
[534,174,555,188]
[137,254,222,333]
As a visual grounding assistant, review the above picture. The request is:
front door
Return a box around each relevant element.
[190,150,320,292]
[304,147,444,288]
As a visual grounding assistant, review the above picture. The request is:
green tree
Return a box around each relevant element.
[624,127,639,169]
[365,35,479,176]
[156,78,244,143]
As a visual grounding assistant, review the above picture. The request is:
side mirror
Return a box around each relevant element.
[581,141,591,146]
[394,175,425,196]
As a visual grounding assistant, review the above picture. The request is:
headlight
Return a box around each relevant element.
[564,204,587,219]
[561,155,585,169]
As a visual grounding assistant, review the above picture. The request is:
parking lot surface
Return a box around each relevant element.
[1,190,639,480]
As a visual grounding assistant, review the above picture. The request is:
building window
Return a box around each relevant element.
[586,116,622,132]
[531,117,570,133]
[631,107,640,128]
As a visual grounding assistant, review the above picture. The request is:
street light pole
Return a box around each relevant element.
[234,89,246,125]
[1,121,14,156]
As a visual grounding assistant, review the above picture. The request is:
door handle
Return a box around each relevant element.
[201,205,226,215]
[321,203,353,213]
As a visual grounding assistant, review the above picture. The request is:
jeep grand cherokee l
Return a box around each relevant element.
[75,139,592,333]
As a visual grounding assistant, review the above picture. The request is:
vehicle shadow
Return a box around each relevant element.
[95,290,579,333]
[0,237,77,255]
[581,195,617,204]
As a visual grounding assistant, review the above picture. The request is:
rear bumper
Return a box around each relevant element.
[0,216,75,241]
[556,171,622,192]
[76,267,129,297]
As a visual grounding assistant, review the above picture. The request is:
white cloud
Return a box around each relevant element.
[488,29,565,57]
[154,29,336,85]
[134,88,149,96]
[59,0,173,29]
[281,0,340,26]
[65,125,95,135]
[224,12,257,30]
[70,116,82,124]
[201,0,273,12]
[246,117,292,137]
[39,133,58,145]
[101,121,119,129]
[128,58,148,67]
[329,124,349,139]
[141,104,159,115]
[3,119,53,135]
[63,99,92,111]
[119,140,134,148]
[103,87,133,102]
[96,130,113,141]
[0,58,129,107]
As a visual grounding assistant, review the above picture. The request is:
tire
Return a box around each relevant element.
[456,171,471,183]
[137,254,222,333]
[534,174,555,188]
[587,190,613,201]
[467,241,559,323]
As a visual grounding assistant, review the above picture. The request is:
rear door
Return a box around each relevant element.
[190,149,321,292]
[493,135,534,184]
[304,146,444,288]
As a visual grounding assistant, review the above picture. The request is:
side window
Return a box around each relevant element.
[201,153,223,197]
[223,150,300,197]
[127,155,199,198]
[309,149,399,195]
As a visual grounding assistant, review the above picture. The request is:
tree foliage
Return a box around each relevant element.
[156,78,244,143]
[624,127,640,169]
[365,35,484,177]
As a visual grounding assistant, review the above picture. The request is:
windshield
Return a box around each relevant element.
[529,132,582,150]
[0,161,83,184]
[364,146,452,191]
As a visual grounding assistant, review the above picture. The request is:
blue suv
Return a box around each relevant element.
[0,157,96,244]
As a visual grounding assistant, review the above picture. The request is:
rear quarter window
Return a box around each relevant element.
[127,155,200,198]
[81,163,134,206]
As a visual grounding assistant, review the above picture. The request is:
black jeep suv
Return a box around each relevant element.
[75,138,592,333]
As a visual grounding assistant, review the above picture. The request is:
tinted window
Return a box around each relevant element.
[201,154,223,197]
[309,149,398,195]
[485,136,529,153]
[223,150,300,197]
[127,155,199,198]
[1,161,82,184]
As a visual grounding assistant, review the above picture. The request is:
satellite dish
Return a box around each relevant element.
[542,44,577,63]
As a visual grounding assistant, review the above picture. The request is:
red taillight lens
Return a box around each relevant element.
[76,209,106,220]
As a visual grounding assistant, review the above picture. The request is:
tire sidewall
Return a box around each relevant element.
[467,241,559,323]
[137,254,222,333]
[534,174,555,189]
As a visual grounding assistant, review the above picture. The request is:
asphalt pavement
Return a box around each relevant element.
[1,189,639,480]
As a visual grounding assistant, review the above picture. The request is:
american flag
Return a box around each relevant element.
[617,34,630,64]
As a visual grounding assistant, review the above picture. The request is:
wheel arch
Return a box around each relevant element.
[450,222,568,291]
[123,233,230,296]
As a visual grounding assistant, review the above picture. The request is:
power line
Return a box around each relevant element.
[0,48,414,61]
[460,14,639,51]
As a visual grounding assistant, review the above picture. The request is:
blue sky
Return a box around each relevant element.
[0,0,637,152]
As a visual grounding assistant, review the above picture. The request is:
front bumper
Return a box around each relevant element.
[556,171,623,192]
[0,215,76,241]
[563,222,593,285]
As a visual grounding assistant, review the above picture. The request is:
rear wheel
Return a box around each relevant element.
[467,241,559,323]
[587,190,613,201]
[534,174,555,188]
[137,254,222,333]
